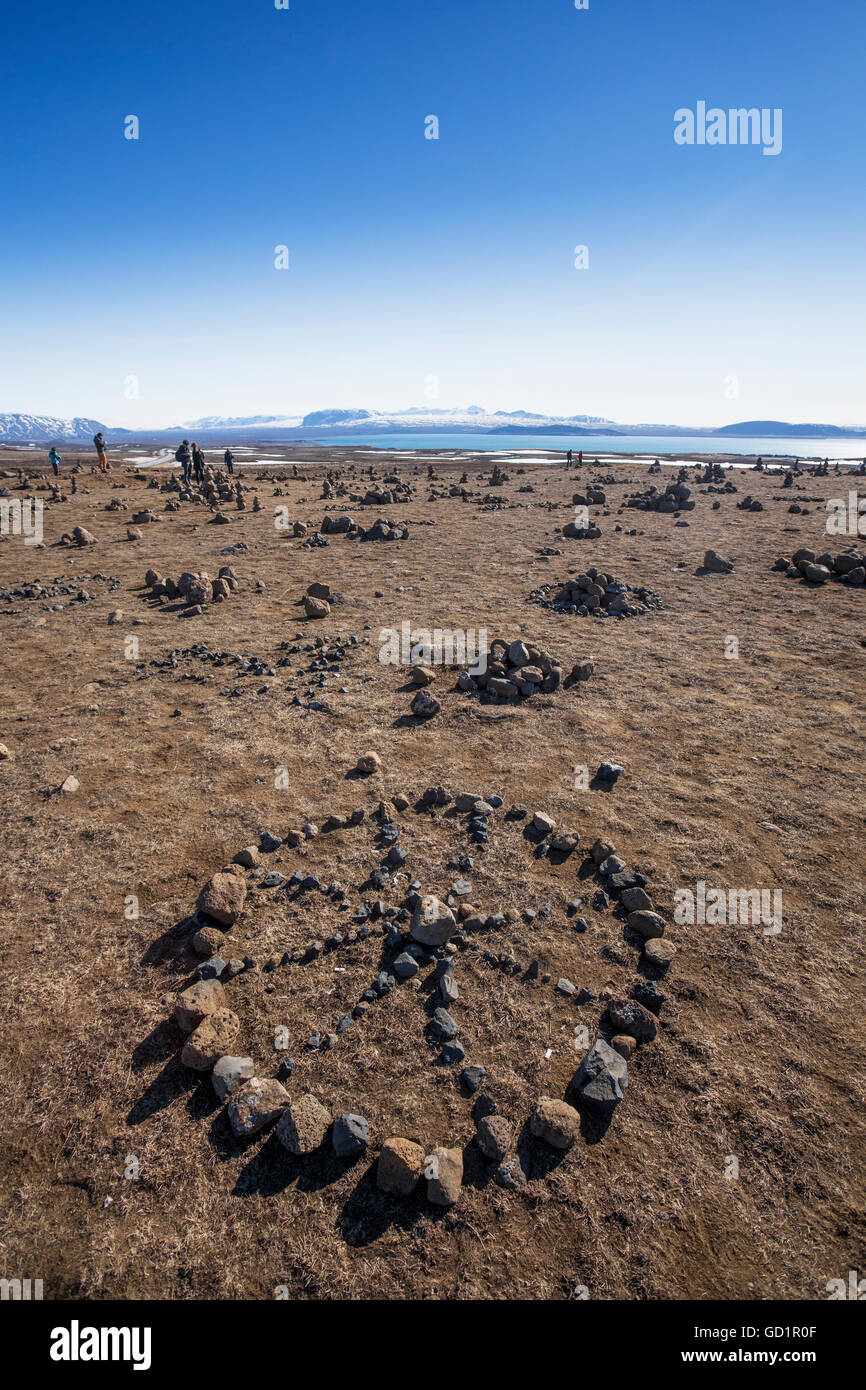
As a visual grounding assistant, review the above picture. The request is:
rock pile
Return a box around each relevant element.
[529,568,662,617]
[456,638,563,700]
[772,546,864,587]
[360,516,409,542]
[144,565,240,611]
[625,479,694,512]
[563,518,602,539]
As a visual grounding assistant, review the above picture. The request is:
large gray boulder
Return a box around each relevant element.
[410,893,457,946]
[703,549,734,574]
[573,1039,628,1114]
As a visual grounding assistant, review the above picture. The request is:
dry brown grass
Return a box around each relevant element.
[0,446,863,1301]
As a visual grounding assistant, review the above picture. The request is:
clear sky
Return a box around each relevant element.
[1,0,863,428]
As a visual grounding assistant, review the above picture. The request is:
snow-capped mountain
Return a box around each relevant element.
[182,414,301,429]
[175,406,621,433]
[300,406,619,431]
[0,414,119,442]
[3,407,864,444]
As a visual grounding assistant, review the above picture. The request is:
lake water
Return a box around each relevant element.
[323,432,866,460]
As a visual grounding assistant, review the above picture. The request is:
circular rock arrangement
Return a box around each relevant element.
[146,779,678,1210]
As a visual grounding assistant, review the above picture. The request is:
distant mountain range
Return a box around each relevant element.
[0,414,124,443]
[1,407,865,444]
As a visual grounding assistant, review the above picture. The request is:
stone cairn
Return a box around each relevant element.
[772,546,864,588]
[144,565,240,615]
[529,567,663,617]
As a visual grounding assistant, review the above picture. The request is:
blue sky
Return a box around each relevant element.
[1,0,863,427]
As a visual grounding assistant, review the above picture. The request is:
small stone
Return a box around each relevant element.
[610,1034,636,1060]
[233,845,260,868]
[461,1064,486,1093]
[620,886,653,913]
[643,938,677,970]
[556,977,576,996]
[377,1137,426,1195]
[627,909,666,940]
[573,1038,628,1114]
[429,1007,458,1040]
[356,751,381,775]
[476,1114,513,1162]
[197,956,225,980]
[532,811,556,835]
[276,1093,331,1154]
[426,1146,463,1206]
[198,871,247,927]
[410,893,457,947]
[633,979,667,1014]
[591,838,615,865]
[608,997,658,1042]
[393,951,419,980]
[439,974,459,1004]
[303,595,330,618]
[595,761,624,784]
[703,548,734,574]
[192,924,224,956]
[494,1160,527,1191]
[227,1077,290,1136]
[212,1055,255,1102]
[332,1113,370,1158]
[174,978,226,1032]
[409,665,435,685]
[530,1096,580,1150]
[181,1008,240,1070]
[411,689,440,719]
[59,775,80,795]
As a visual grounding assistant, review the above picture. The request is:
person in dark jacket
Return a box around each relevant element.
[224,448,234,475]
[94,432,108,472]
[192,443,205,483]
[175,439,192,485]
[49,447,62,476]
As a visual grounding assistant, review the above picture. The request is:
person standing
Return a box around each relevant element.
[224,448,234,475]
[175,438,192,485]
[192,442,205,484]
[578,450,583,465]
[49,446,61,476]
[93,431,108,472]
